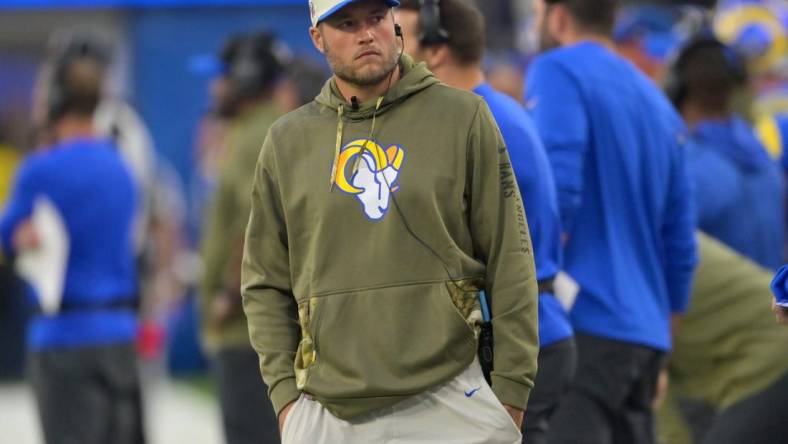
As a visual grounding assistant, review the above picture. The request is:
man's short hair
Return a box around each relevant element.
[46,35,109,122]
[672,38,747,113]
[546,0,618,36]
[398,0,485,66]
[50,58,104,121]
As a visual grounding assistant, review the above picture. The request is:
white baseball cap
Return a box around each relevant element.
[309,0,401,27]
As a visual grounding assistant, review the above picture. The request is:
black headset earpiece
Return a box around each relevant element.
[395,23,403,37]
[418,0,449,45]
[224,33,285,104]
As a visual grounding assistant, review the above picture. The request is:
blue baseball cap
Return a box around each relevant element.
[309,0,400,27]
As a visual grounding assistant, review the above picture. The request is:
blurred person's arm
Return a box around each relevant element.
[525,56,589,234]
[655,386,695,444]
[199,164,241,331]
[469,102,539,426]
[0,160,38,263]
[241,130,299,420]
[661,136,698,320]
[772,299,788,325]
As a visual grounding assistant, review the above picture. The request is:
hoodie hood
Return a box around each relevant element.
[315,53,439,120]
[319,53,439,190]
[693,115,773,172]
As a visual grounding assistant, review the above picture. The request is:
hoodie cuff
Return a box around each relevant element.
[269,376,301,417]
[491,374,532,411]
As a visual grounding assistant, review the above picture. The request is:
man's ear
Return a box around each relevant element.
[550,4,569,41]
[425,44,450,70]
[310,26,325,54]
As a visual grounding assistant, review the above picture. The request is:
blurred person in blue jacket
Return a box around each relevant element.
[525,0,698,442]
[34,31,156,259]
[395,1,573,442]
[666,35,785,270]
[0,37,144,444]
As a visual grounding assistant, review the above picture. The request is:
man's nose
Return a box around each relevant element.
[357,24,375,44]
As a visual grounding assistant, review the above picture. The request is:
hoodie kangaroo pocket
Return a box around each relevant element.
[301,281,481,406]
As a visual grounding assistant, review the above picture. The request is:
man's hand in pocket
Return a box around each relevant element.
[278,400,296,436]
[503,404,524,429]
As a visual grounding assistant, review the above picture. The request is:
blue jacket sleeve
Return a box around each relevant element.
[525,56,589,230]
[662,135,698,314]
[0,160,38,261]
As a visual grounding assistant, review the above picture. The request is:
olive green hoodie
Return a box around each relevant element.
[241,54,539,420]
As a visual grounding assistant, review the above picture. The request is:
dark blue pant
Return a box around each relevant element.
[213,346,280,444]
[28,343,146,444]
[547,334,664,444]
[522,337,577,444]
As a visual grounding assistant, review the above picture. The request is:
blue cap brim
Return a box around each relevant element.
[317,0,400,24]
[188,54,226,76]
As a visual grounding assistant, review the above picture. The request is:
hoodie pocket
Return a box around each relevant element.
[298,280,482,403]
[294,298,320,390]
[444,279,484,338]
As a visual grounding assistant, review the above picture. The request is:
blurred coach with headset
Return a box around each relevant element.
[665,34,784,271]
[0,36,144,444]
[240,0,539,442]
[198,30,286,444]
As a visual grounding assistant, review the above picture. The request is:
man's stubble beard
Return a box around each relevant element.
[325,40,400,88]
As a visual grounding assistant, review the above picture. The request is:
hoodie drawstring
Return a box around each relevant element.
[351,96,385,177]
[329,104,345,192]
[329,97,386,191]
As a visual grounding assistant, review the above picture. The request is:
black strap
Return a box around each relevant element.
[538,278,555,295]
[57,296,138,313]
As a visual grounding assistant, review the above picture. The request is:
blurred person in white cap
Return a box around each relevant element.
[240,0,539,442]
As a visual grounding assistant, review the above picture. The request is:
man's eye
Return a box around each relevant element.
[339,20,355,29]
[371,15,384,24]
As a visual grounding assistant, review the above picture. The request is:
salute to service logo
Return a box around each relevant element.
[334,139,406,221]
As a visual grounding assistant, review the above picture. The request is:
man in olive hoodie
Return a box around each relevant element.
[240,0,539,442]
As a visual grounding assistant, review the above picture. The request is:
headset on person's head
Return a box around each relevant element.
[417,0,449,45]
[220,31,287,106]
[664,31,748,109]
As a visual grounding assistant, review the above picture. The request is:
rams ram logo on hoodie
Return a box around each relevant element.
[334,139,406,221]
